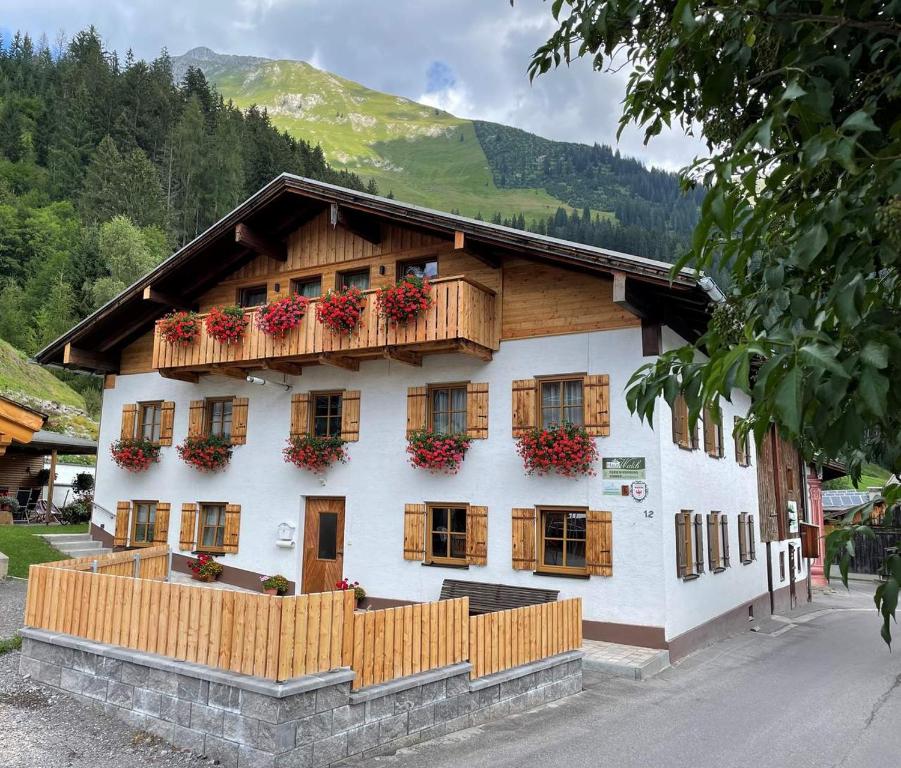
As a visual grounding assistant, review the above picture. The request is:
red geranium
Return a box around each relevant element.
[159,310,199,346]
[177,434,233,472]
[406,430,472,474]
[110,438,160,472]
[376,275,431,325]
[283,435,348,474]
[316,287,365,335]
[206,306,247,344]
[257,294,309,339]
[515,423,597,477]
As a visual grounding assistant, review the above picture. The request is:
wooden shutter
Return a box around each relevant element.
[583,375,610,437]
[734,417,749,466]
[290,393,310,438]
[466,383,489,439]
[707,513,720,570]
[511,508,537,570]
[693,514,705,574]
[340,390,360,442]
[466,505,488,566]
[231,397,249,445]
[223,504,241,553]
[120,404,137,440]
[748,515,756,561]
[188,400,205,438]
[403,503,426,560]
[179,503,197,551]
[675,513,688,578]
[153,502,171,545]
[511,379,537,437]
[406,387,427,437]
[114,501,131,547]
[703,409,716,456]
[586,510,612,576]
[738,512,749,563]
[671,395,688,448]
[722,515,730,567]
[159,402,175,446]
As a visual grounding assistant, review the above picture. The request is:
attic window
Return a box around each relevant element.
[239,284,267,307]
[337,269,370,291]
[399,258,438,281]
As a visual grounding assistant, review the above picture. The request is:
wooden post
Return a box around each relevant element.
[46,448,57,524]
[133,552,141,579]
[91,560,99,574]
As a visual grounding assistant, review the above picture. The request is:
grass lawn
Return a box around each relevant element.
[0,523,89,578]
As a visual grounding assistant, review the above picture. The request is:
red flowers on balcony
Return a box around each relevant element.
[177,435,233,472]
[110,438,160,472]
[206,306,248,344]
[283,435,348,474]
[159,310,199,346]
[377,275,432,325]
[515,423,598,477]
[257,294,309,339]
[316,287,365,335]
[406,430,472,474]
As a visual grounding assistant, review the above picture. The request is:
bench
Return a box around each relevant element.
[439,579,559,615]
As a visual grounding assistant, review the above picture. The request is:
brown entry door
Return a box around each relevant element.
[302,497,345,594]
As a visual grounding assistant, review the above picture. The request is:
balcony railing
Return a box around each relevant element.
[151,276,498,373]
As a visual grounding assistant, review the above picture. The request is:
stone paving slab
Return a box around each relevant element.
[580,640,670,680]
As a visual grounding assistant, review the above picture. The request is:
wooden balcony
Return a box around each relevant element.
[151,276,498,377]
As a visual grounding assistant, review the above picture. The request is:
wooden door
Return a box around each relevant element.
[302,497,345,594]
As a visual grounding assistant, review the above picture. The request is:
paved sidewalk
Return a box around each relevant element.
[580,639,670,680]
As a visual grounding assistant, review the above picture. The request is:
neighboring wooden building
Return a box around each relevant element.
[37,174,787,659]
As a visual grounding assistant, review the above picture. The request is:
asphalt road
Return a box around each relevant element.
[351,586,901,768]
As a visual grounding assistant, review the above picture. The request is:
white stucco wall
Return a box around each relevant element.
[94,326,771,637]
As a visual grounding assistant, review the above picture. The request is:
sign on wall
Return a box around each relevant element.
[602,457,647,499]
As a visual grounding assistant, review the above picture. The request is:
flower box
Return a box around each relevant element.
[159,310,199,346]
[406,430,472,474]
[110,438,161,472]
[376,275,431,325]
[316,287,365,335]
[188,553,223,581]
[257,294,309,339]
[283,435,348,474]
[515,423,598,477]
[206,305,248,344]
[177,434,233,472]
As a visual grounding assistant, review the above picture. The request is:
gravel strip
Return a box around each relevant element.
[0,579,28,640]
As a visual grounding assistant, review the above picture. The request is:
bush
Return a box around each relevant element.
[60,500,92,524]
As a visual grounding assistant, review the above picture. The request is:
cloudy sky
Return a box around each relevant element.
[2,0,705,171]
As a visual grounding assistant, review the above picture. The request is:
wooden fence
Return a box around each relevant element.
[45,545,169,579]
[468,599,582,679]
[350,598,469,689]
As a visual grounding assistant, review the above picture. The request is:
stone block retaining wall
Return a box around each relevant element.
[20,628,582,768]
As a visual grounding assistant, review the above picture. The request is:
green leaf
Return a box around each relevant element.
[861,341,889,370]
[774,366,802,433]
[841,110,880,133]
[793,224,828,267]
[858,368,888,417]
[799,344,849,378]
[782,82,807,101]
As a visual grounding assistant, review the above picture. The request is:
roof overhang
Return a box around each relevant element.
[0,396,48,456]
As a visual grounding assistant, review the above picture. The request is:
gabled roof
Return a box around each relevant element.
[0,395,48,455]
[35,173,713,370]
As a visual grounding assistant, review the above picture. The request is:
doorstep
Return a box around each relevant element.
[580,639,670,680]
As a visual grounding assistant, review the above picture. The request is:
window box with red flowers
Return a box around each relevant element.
[110,438,161,472]
[515,423,598,477]
[188,553,223,582]
[257,294,309,339]
[283,435,348,474]
[177,434,233,472]
[316,287,365,335]
[159,310,199,346]
[406,430,472,474]
[376,275,432,325]
[206,305,248,344]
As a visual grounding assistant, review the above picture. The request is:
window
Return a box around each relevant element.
[427,505,468,565]
[138,402,162,443]
[311,392,343,437]
[738,512,756,564]
[672,395,700,450]
[199,503,227,551]
[539,508,588,575]
[132,501,157,546]
[318,512,339,560]
[429,385,467,434]
[779,551,786,581]
[706,512,730,572]
[675,511,704,579]
[734,417,751,466]
[205,398,233,438]
[238,284,268,307]
[291,276,322,299]
[540,378,584,428]
[703,408,724,458]
[337,268,370,291]
[398,258,438,280]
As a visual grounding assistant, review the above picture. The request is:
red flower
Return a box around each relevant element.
[515,423,597,477]
[376,276,432,325]
[177,435,233,472]
[159,311,200,346]
[283,435,348,473]
[406,430,472,474]
[110,438,161,472]
[257,294,309,339]
[316,287,365,335]
[206,306,248,344]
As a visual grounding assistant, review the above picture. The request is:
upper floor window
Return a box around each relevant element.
[703,407,724,458]
[539,508,587,575]
[311,392,343,437]
[205,398,233,438]
[540,378,584,428]
[291,276,322,299]
[238,284,267,307]
[338,268,370,291]
[132,501,157,546]
[399,258,438,281]
[672,395,700,451]
[735,418,752,467]
[675,511,705,579]
[427,504,468,565]
[430,385,467,435]
[138,402,162,443]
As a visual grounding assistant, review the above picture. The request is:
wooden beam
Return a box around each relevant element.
[234,222,287,262]
[317,354,360,372]
[454,340,493,362]
[641,319,662,357]
[263,361,303,376]
[454,231,465,250]
[612,272,658,320]
[98,307,166,352]
[159,369,200,384]
[46,448,57,513]
[210,366,252,381]
[465,241,502,269]
[63,344,117,372]
[382,347,422,367]
[142,286,193,311]
[330,202,382,245]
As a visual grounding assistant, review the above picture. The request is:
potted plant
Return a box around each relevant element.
[376,274,431,325]
[336,578,366,607]
[260,574,290,596]
[406,430,472,474]
[257,294,309,339]
[177,434,233,472]
[0,496,20,514]
[110,438,161,472]
[188,553,224,583]
[206,305,248,344]
[283,435,348,474]
[316,286,365,335]
[159,310,200,346]
[515,423,598,477]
